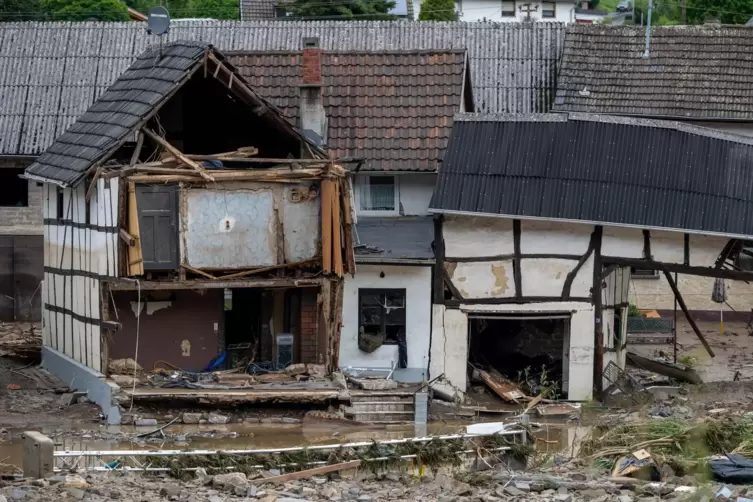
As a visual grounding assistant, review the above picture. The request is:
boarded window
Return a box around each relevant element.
[359,175,397,212]
[135,185,179,270]
[542,1,555,17]
[502,0,516,16]
[358,289,406,344]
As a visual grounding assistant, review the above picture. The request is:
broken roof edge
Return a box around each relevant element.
[26,41,327,188]
[427,209,753,242]
[453,112,753,147]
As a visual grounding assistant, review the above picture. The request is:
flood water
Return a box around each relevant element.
[0,417,591,473]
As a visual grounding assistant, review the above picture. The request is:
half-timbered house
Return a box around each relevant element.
[429,113,753,401]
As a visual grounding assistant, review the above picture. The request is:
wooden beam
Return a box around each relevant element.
[602,256,753,282]
[562,230,597,299]
[684,234,690,266]
[433,215,446,305]
[332,180,343,277]
[592,226,604,398]
[662,269,715,358]
[127,182,144,276]
[119,228,135,247]
[642,229,651,259]
[217,259,318,280]
[142,128,215,182]
[445,296,591,306]
[130,131,145,166]
[321,180,334,273]
[513,219,522,300]
[448,253,583,263]
[107,277,323,291]
[181,264,217,280]
[443,268,464,300]
[253,460,362,484]
[85,166,103,202]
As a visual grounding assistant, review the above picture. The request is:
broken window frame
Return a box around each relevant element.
[356,174,399,216]
[358,288,406,345]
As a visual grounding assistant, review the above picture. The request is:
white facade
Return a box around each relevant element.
[448,0,575,23]
[353,173,436,217]
[340,265,432,372]
[42,180,120,373]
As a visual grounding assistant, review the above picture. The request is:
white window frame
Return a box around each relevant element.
[355,174,400,216]
[501,0,516,17]
[542,0,555,17]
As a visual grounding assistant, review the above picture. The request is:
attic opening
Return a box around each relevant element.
[468,314,570,400]
[0,169,28,207]
[116,62,305,166]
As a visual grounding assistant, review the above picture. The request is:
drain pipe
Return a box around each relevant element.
[643,0,653,58]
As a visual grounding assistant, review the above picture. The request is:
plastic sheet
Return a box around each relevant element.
[711,454,753,484]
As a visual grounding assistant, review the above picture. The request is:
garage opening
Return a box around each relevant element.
[468,313,571,399]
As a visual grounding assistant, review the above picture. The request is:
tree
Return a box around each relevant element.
[686,0,753,24]
[40,0,129,20]
[190,0,239,19]
[285,0,396,20]
[0,0,41,21]
[418,0,457,20]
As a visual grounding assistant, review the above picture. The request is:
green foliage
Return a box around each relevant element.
[0,0,42,21]
[418,0,457,21]
[284,0,396,20]
[686,0,753,24]
[40,0,129,20]
[628,303,643,317]
[126,0,237,19]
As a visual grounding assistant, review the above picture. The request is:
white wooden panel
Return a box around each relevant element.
[90,324,101,373]
[41,275,50,348]
[520,258,576,296]
[520,221,591,255]
[109,179,120,277]
[444,215,515,258]
[448,260,516,299]
[572,255,594,298]
[602,227,644,258]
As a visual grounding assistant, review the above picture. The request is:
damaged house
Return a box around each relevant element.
[429,113,753,401]
[24,41,354,424]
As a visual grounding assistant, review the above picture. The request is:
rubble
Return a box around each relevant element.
[0,322,41,359]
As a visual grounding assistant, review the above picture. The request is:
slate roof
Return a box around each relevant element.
[355,217,434,263]
[230,50,468,172]
[0,21,564,157]
[553,24,753,120]
[25,41,304,186]
[430,113,753,238]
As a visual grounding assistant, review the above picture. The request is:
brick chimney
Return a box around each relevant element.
[299,37,327,147]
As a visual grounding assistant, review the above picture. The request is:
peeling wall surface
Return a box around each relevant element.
[42,179,119,373]
[429,304,469,398]
[340,264,431,371]
[181,182,319,269]
[110,289,222,371]
[447,260,516,299]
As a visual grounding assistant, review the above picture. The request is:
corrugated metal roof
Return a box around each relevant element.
[431,113,753,238]
[355,216,434,262]
[0,21,565,156]
[230,50,468,172]
[554,24,753,120]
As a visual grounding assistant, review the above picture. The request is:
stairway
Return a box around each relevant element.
[343,390,416,423]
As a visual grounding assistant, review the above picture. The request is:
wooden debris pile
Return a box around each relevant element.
[0,322,42,360]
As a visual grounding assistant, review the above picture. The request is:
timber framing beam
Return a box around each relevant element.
[602,256,753,282]
[106,277,323,291]
[662,270,715,358]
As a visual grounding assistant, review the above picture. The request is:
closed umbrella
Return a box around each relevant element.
[712,278,727,336]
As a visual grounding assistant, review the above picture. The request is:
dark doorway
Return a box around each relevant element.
[224,288,264,369]
[469,315,569,398]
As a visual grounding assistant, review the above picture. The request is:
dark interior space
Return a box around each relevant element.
[117,72,302,165]
[469,316,568,397]
[0,169,28,207]
[224,288,264,369]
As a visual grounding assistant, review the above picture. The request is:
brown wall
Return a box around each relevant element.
[110,290,222,371]
[300,290,318,363]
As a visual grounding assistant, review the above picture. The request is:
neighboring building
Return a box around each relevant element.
[428,113,753,400]
[25,41,353,424]
[452,0,576,23]
[573,6,607,23]
[240,0,415,19]
[553,24,753,313]
[228,46,473,379]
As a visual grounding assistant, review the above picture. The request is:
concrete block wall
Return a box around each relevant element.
[300,290,318,363]
[0,176,43,233]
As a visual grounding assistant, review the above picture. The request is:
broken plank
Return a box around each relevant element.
[478,369,527,404]
[253,460,362,484]
[119,228,135,247]
[626,352,703,384]
[129,131,145,166]
[321,180,334,273]
[85,166,104,202]
[217,259,317,280]
[142,128,215,182]
[332,179,343,277]
[181,264,216,280]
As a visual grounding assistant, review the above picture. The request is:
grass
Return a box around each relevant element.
[597,0,621,12]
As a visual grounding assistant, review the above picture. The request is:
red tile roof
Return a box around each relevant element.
[229,50,470,172]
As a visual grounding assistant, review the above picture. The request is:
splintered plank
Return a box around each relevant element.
[321,180,334,273]
[478,369,527,404]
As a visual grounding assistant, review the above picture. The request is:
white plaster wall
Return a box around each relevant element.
[429,304,469,399]
[457,0,574,22]
[340,265,432,370]
[444,215,514,258]
[398,174,435,216]
[447,260,515,298]
[520,220,591,255]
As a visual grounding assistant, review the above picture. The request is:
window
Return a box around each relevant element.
[0,169,28,207]
[630,267,659,279]
[358,289,406,345]
[501,0,516,16]
[56,188,64,220]
[358,175,398,214]
[542,1,555,17]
